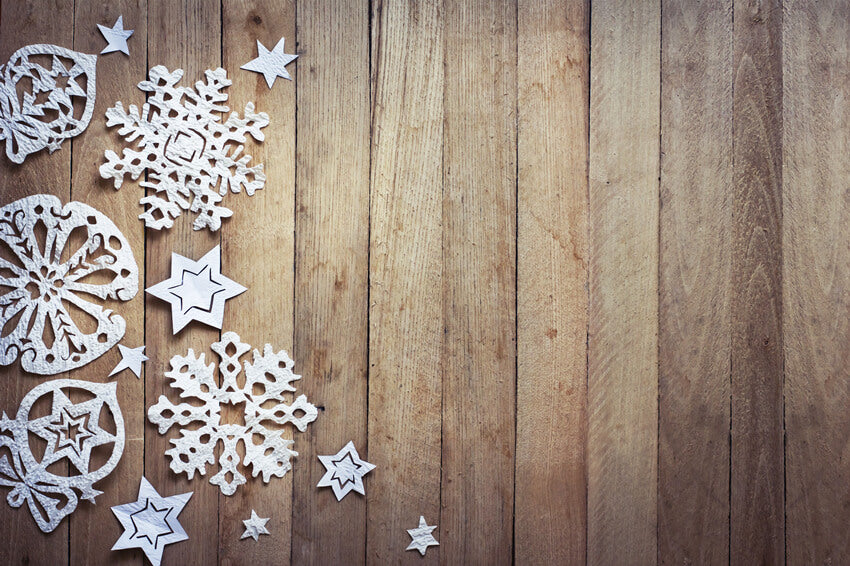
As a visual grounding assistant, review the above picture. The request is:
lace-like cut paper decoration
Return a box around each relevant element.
[101,66,269,231]
[148,331,317,496]
[0,44,97,163]
[0,195,139,375]
[0,379,125,532]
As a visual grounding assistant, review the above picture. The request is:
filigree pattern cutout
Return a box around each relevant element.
[148,331,317,496]
[0,379,125,532]
[0,44,97,163]
[0,195,139,375]
[101,66,269,231]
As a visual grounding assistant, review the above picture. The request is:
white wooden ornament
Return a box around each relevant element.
[0,195,139,375]
[0,379,125,532]
[101,66,269,231]
[148,332,318,496]
[0,44,97,163]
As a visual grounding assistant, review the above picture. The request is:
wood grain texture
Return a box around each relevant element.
[515,0,588,564]
[783,1,850,563]
[69,2,146,565]
[0,2,74,565]
[730,1,784,564]
[292,0,370,564]
[441,0,516,563]
[366,0,443,564]
[658,1,732,565]
[220,2,296,565]
[587,1,660,564]
[143,2,220,565]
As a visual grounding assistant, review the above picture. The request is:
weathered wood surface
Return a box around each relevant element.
[1,1,849,565]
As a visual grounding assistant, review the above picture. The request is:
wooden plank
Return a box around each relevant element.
[658,1,731,564]
[441,0,516,563]
[730,0,784,564]
[291,0,370,564]
[0,1,74,565]
[587,1,659,564]
[783,1,850,563]
[68,2,146,565]
[144,2,220,565]
[514,0,588,563]
[366,0,443,563]
[219,2,296,565]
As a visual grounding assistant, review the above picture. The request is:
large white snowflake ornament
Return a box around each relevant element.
[0,44,97,164]
[148,332,317,496]
[0,195,139,374]
[100,66,269,231]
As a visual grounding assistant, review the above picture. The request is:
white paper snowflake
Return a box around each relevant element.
[148,331,317,496]
[0,44,97,164]
[100,66,269,231]
[0,195,139,374]
[0,379,125,533]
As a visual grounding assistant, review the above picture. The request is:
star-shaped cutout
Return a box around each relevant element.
[240,509,270,541]
[406,516,439,556]
[109,345,148,378]
[317,441,375,501]
[28,387,117,475]
[98,15,134,56]
[112,477,192,566]
[240,37,298,88]
[146,245,246,334]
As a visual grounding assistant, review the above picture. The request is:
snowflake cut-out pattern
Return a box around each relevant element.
[0,379,124,532]
[0,195,139,374]
[0,44,97,164]
[100,66,269,231]
[148,331,317,496]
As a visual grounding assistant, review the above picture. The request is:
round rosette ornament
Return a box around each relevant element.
[0,194,139,374]
[0,379,125,532]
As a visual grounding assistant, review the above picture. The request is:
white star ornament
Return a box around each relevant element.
[98,15,134,56]
[241,509,270,541]
[406,516,439,556]
[109,345,148,378]
[241,37,298,88]
[317,441,376,501]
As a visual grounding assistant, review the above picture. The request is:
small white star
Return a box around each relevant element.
[98,15,134,56]
[317,441,376,501]
[146,245,246,334]
[111,477,192,566]
[109,345,148,378]
[406,516,439,556]
[240,509,270,541]
[240,37,298,88]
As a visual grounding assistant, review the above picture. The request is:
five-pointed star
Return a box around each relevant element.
[98,15,134,56]
[28,387,117,476]
[240,509,270,541]
[317,441,376,501]
[112,477,192,566]
[240,37,298,88]
[146,245,246,334]
[406,516,439,556]
[109,345,148,378]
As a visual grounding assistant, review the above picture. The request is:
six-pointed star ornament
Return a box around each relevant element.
[406,516,439,556]
[109,345,148,378]
[317,441,376,501]
[241,509,270,541]
[146,245,246,334]
[98,15,133,56]
[112,477,192,566]
[240,37,298,88]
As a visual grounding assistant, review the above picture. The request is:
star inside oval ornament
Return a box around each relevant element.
[240,37,297,88]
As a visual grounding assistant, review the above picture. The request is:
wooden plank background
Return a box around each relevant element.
[0,1,849,564]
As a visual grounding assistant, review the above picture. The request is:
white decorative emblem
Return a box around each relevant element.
[317,441,375,501]
[241,509,270,541]
[0,195,139,374]
[148,331,317,495]
[0,379,125,532]
[101,66,269,231]
[406,516,439,556]
[0,44,97,163]
[240,37,298,88]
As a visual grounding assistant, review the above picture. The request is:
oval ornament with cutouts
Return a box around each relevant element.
[0,195,138,374]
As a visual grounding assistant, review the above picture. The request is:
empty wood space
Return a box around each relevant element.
[0,1,847,564]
